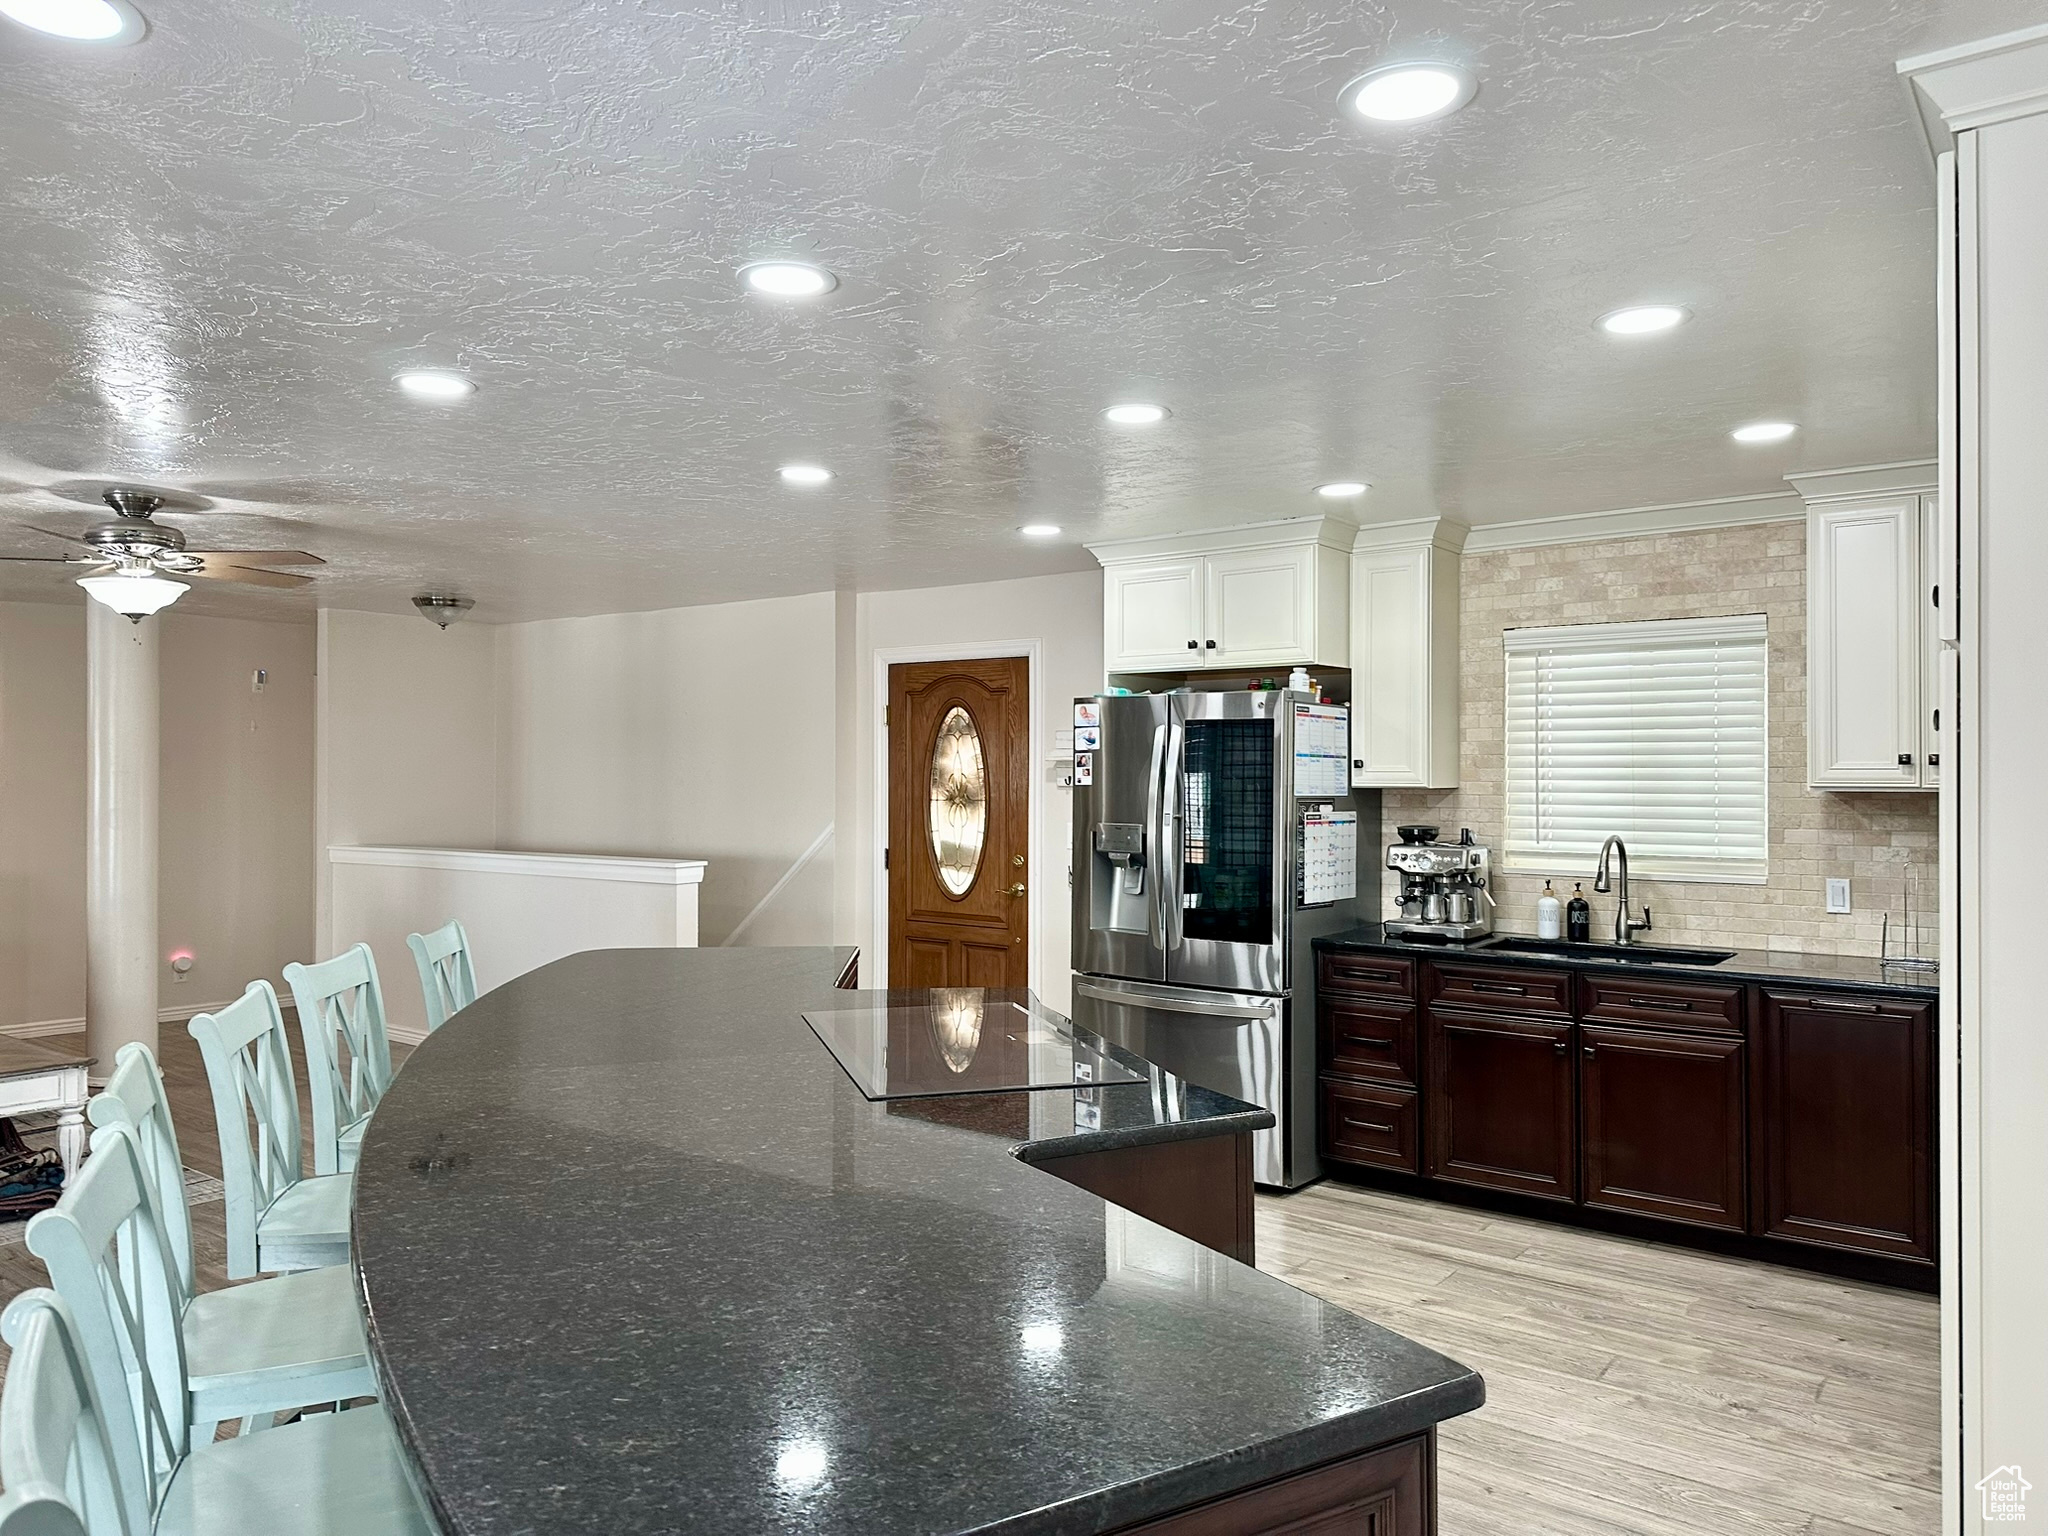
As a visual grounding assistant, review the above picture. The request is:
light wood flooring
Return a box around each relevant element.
[2,1037,1937,1532]
[1256,1180,1940,1535]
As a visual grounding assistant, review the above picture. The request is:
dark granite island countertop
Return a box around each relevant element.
[1315,921,1939,997]
[352,946,1483,1536]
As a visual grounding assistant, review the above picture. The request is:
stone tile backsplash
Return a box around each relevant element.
[1378,522,1939,959]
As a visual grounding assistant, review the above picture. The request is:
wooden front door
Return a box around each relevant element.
[888,656,1030,989]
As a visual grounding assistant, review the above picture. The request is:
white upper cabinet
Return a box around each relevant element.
[1103,559,1207,670]
[1090,518,1351,674]
[1793,466,1940,791]
[1350,520,1464,789]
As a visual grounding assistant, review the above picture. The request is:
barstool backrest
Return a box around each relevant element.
[84,1042,196,1304]
[0,1288,148,1536]
[283,943,395,1175]
[24,1128,188,1508]
[406,919,478,1033]
[187,981,306,1278]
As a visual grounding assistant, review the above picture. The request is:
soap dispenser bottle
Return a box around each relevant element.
[1537,880,1563,941]
[1565,882,1592,943]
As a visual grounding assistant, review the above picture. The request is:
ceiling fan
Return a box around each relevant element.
[0,488,324,620]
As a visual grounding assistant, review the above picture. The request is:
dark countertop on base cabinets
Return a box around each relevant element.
[351,945,1484,1536]
[1314,923,1938,998]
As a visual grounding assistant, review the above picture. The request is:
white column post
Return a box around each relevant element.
[85,599,159,1073]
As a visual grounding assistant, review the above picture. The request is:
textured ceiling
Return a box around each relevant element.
[0,0,1999,622]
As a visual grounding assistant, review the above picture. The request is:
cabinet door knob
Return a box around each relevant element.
[1553,1041,1567,1056]
[1187,639,1198,650]
[1898,753,1914,766]
[1205,639,1217,649]
[1583,1045,1595,1056]
[1352,758,1364,769]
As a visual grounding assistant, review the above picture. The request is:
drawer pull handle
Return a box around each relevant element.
[1805,997,1884,1014]
[1583,1045,1595,1056]
[1344,970,1399,984]
[1340,1033,1390,1048]
[1553,1041,1567,1055]
[1471,980,1528,995]
[1627,996,1695,1012]
[1343,1117,1395,1135]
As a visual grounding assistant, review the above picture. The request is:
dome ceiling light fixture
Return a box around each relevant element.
[1341,62,1478,124]
[413,593,475,629]
[77,565,187,620]
[1103,403,1169,426]
[395,369,476,400]
[1731,420,1798,444]
[779,463,833,486]
[739,261,838,299]
[0,0,147,43]
[1597,304,1690,336]
[1315,482,1369,499]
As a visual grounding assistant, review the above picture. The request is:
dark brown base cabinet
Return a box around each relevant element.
[1316,949,1936,1286]
[1424,1008,1575,1202]
[1754,990,1935,1262]
[1114,1431,1432,1535]
[1581,1025,1745,1231]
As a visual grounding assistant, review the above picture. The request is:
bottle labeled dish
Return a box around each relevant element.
[1565,882,1592,943]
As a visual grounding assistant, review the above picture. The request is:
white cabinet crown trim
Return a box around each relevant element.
[1086,514,1356,566]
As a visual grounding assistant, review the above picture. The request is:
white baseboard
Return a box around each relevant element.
[387,1024,429,1047]
[1,997,295,1041]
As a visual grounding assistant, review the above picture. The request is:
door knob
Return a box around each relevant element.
[1013,854,1026,866]
[1008,883,1028,897]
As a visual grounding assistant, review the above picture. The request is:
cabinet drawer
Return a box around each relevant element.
[1319,950,1415,1000]
[1321,997,1418,1084]
[1580,973,1744,1033]
[1426,961,1572,1018]
[1321,1079,1419,1173]
[1115,1431,1428,1535]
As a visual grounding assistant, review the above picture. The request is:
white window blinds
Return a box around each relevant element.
[1503,614,1769,882]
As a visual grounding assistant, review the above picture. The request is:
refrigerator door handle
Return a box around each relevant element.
[1142,721,1167,951]
[1163,712,1186,953]
[1073,977,1276,1022]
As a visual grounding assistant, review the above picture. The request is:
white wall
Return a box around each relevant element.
[492,592,836,947]
[314,608,497,953]
[0,600,315,1033]
[848,572,1103,1013]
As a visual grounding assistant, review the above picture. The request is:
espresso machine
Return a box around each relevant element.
[1384,825,1495,941]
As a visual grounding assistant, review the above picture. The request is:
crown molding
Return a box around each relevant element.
[1086,514,1357,566]
[1900,23,2048,154]
[1462,490,1802,553]
[1785,459,1938,505]
[1351,517,1470,554]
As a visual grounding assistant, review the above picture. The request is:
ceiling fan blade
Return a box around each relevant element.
[22,525,94,547]
[0,555,83,563]
[181,548,326,567]
[183,564,313,589]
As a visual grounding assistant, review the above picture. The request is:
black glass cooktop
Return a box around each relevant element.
[803,988,1145,1101]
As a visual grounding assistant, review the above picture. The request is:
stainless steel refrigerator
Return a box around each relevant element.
[1069,689,1366,1189]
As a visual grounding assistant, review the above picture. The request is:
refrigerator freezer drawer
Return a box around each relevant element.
[1072,976,1291,1187]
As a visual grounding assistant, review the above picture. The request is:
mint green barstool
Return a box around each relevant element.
[87,1045,375,1438]
[5,1134,432,1534]
[406,919,478,1034]
[187,982,352,1280]
[283,944,395,1178]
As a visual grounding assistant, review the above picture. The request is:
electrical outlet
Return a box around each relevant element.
[1825,878,1851,915]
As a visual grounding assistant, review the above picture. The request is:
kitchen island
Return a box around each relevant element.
[352,946,1484,1535]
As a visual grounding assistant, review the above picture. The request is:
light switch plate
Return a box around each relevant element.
[1825,878,1851,914]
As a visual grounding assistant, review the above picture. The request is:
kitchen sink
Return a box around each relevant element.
[1478,935,1738,967]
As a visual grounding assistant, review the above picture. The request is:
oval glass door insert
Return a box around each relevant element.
[928,705,987,896]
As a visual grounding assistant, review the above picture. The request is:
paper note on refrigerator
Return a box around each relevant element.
[1291,703,1350,798]
[1300,809,1358,905]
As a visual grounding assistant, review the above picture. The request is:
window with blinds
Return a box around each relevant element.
[1503,614,1769,882]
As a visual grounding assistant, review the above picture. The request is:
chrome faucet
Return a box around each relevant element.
[1592,835,1653,945]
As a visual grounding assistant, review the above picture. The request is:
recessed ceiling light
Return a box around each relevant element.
[0,0,145,42]
[1315,482,1369,499]
[1019,524,1062,538]
[1731,421,1798,444]
[1342,63,1477,124]
[1103,404,1168,426]
[395,369,476,400]
[1597,305,1690,336]
[779,464,833,486]
[739,261,838,298]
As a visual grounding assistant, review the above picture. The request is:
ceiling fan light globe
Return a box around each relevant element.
[78,569,188,618]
